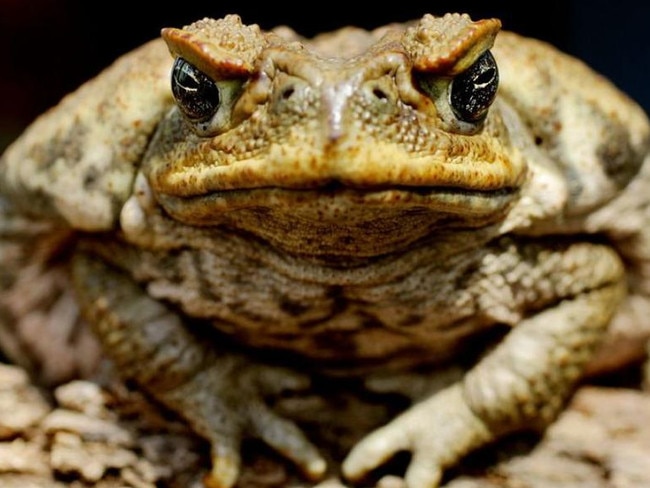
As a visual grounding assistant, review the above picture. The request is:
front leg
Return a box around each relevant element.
[71,252,326,488]
[343,242,626,488]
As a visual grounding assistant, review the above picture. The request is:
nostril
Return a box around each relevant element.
[281,86,295,100]
[372,87,389,101]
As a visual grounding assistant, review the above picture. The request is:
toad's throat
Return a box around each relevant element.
[156,185,518,258]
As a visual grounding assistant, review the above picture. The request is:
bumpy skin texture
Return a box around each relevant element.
[2,12,650,488]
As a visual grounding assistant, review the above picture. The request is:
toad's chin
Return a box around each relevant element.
[155,185,518,258]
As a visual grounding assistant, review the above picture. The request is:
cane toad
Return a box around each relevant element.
[1,12,650,488]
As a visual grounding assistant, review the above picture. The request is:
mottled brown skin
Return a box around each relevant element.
[2,13,650,488]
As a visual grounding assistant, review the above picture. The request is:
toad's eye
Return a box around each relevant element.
[171,57,220,120]
[449,51,499,123]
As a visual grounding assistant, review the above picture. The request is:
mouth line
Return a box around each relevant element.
[156,183,520,223]
[167,181,519,198]
[181,181,519,204]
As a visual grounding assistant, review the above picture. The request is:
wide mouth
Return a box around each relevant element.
[156,183,519,225]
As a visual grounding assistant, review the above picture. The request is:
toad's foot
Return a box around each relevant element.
[163,359,327,488]
[71,252,326,488]
[342,384,489,488]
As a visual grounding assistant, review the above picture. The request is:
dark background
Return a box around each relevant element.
[1,0,648,151]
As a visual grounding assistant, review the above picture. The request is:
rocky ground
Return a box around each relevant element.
[1,361,650,488]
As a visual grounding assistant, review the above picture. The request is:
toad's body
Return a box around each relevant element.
[1,13,650,488]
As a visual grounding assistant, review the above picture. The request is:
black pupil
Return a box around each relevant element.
[171,58,220,120]
[449,51,499,123]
